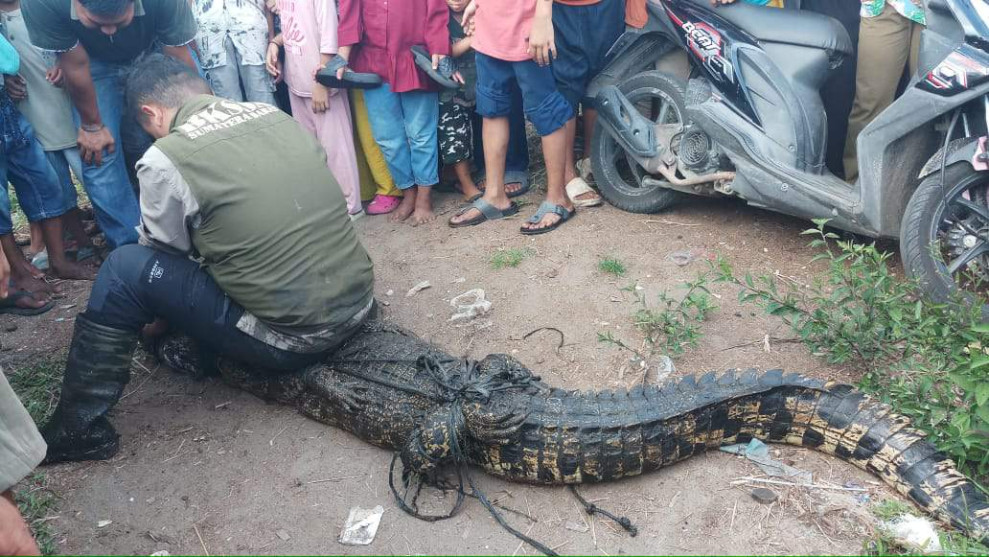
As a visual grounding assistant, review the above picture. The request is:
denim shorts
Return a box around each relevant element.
[552,0,626,109]
[475,52,574,137]
[0,113,68,235]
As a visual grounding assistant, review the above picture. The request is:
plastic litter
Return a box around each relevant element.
[666,250,698,267]
[720,438,813,482]
[406,281,431,297]
[339,505,384,546]
[883,515,942,553]
[450,289,492,322]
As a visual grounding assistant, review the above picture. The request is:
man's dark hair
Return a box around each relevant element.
[78,0,134,18]
[125,54,212,124]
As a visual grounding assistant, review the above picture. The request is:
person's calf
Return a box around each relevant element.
[453,161,481,200]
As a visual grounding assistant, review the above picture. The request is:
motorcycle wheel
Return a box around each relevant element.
[901,161,989,319]
[591,71,686,214]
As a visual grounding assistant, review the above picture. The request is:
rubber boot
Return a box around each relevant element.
[41,315,137,463]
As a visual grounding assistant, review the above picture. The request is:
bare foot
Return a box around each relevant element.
[478,180,524,197]
[9,272,52,302]
[4,289,48,311]
[49,260,98,281]
[389,190,417,223]
[410,187,435,226]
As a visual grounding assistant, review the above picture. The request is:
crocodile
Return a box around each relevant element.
[159,320,989,546]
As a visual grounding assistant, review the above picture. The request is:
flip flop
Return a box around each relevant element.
[520,201,576,235]
[0,289,55,316]
[565,177,603,208]
[315,55,383,89]
[476,171,531,199]
[449,198,519,228]
[410,46,461,90]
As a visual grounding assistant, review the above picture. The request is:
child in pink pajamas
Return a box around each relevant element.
[266,0,362,218]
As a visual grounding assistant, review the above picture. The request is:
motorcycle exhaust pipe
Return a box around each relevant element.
[595,86,659,159]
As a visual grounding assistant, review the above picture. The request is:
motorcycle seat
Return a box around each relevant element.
[681,0,853,59]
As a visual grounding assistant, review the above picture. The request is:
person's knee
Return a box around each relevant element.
[525,91,574,137]
[85,244,157,329]
[99,244,156,285]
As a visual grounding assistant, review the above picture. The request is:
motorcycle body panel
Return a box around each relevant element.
[591,0,989,239]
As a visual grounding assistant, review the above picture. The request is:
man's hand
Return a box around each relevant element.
[527,12,556,66]
[312,82,329,113]
[265,42,282,81]
[266,0,279,14]
[78,126,115,166]
[461,0,477,35]
[46,66,64,88]
[3,75,27,101]
[0,491,40,556]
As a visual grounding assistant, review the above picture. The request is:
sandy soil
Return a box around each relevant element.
[1,191,906,555]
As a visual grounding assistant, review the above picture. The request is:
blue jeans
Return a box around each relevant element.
[0,113,69,235]
[46,148,84,213]
[87,244,354,371]
[362,82,440,189]
[204,36,276,104]
[71,59,143,249]
[475,52,573,137]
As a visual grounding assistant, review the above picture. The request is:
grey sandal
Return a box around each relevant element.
[316,54,383,89]
[520,202,575,235]
[449,198,519,228]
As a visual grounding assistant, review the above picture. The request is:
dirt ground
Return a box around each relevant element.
[0,190,908,555]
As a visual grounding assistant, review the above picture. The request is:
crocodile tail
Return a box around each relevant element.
[753,375,989,542]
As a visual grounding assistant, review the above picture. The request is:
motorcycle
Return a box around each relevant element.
[589,0,989,314]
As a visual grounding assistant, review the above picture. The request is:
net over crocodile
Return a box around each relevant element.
[161,320,989,548]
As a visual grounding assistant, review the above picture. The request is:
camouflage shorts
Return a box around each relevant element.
[438,101,473,166]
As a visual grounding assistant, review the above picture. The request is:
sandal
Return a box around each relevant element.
[476,170,531,199]
[0,289,55,316]
[449,198,519,228]
[316,54,383,89]
[411,46,461,90]
[367,194,401,215]
[520,201,576,235]
[565,177,603,208]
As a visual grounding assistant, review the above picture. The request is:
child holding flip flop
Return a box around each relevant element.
[336,0,453,226]
[266,0,364,219]
[448,0,577,235]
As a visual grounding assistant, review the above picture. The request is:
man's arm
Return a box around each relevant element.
[136,146,198,255]
[162,44,197,70]
[0,372,45,556]
[59,46,115,166]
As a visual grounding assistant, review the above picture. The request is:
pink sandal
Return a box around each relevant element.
[366,194,402,215]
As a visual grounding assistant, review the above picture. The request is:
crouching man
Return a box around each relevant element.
[41,54,375,464]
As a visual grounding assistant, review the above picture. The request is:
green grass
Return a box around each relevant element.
[14,473,59,555]
[7,352,66,425]
[490,248,534,270]
[872,499,913,521]
[598,257,627,277]
[7,356,69,556]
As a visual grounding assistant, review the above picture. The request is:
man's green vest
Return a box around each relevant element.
[154,95,373,330]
